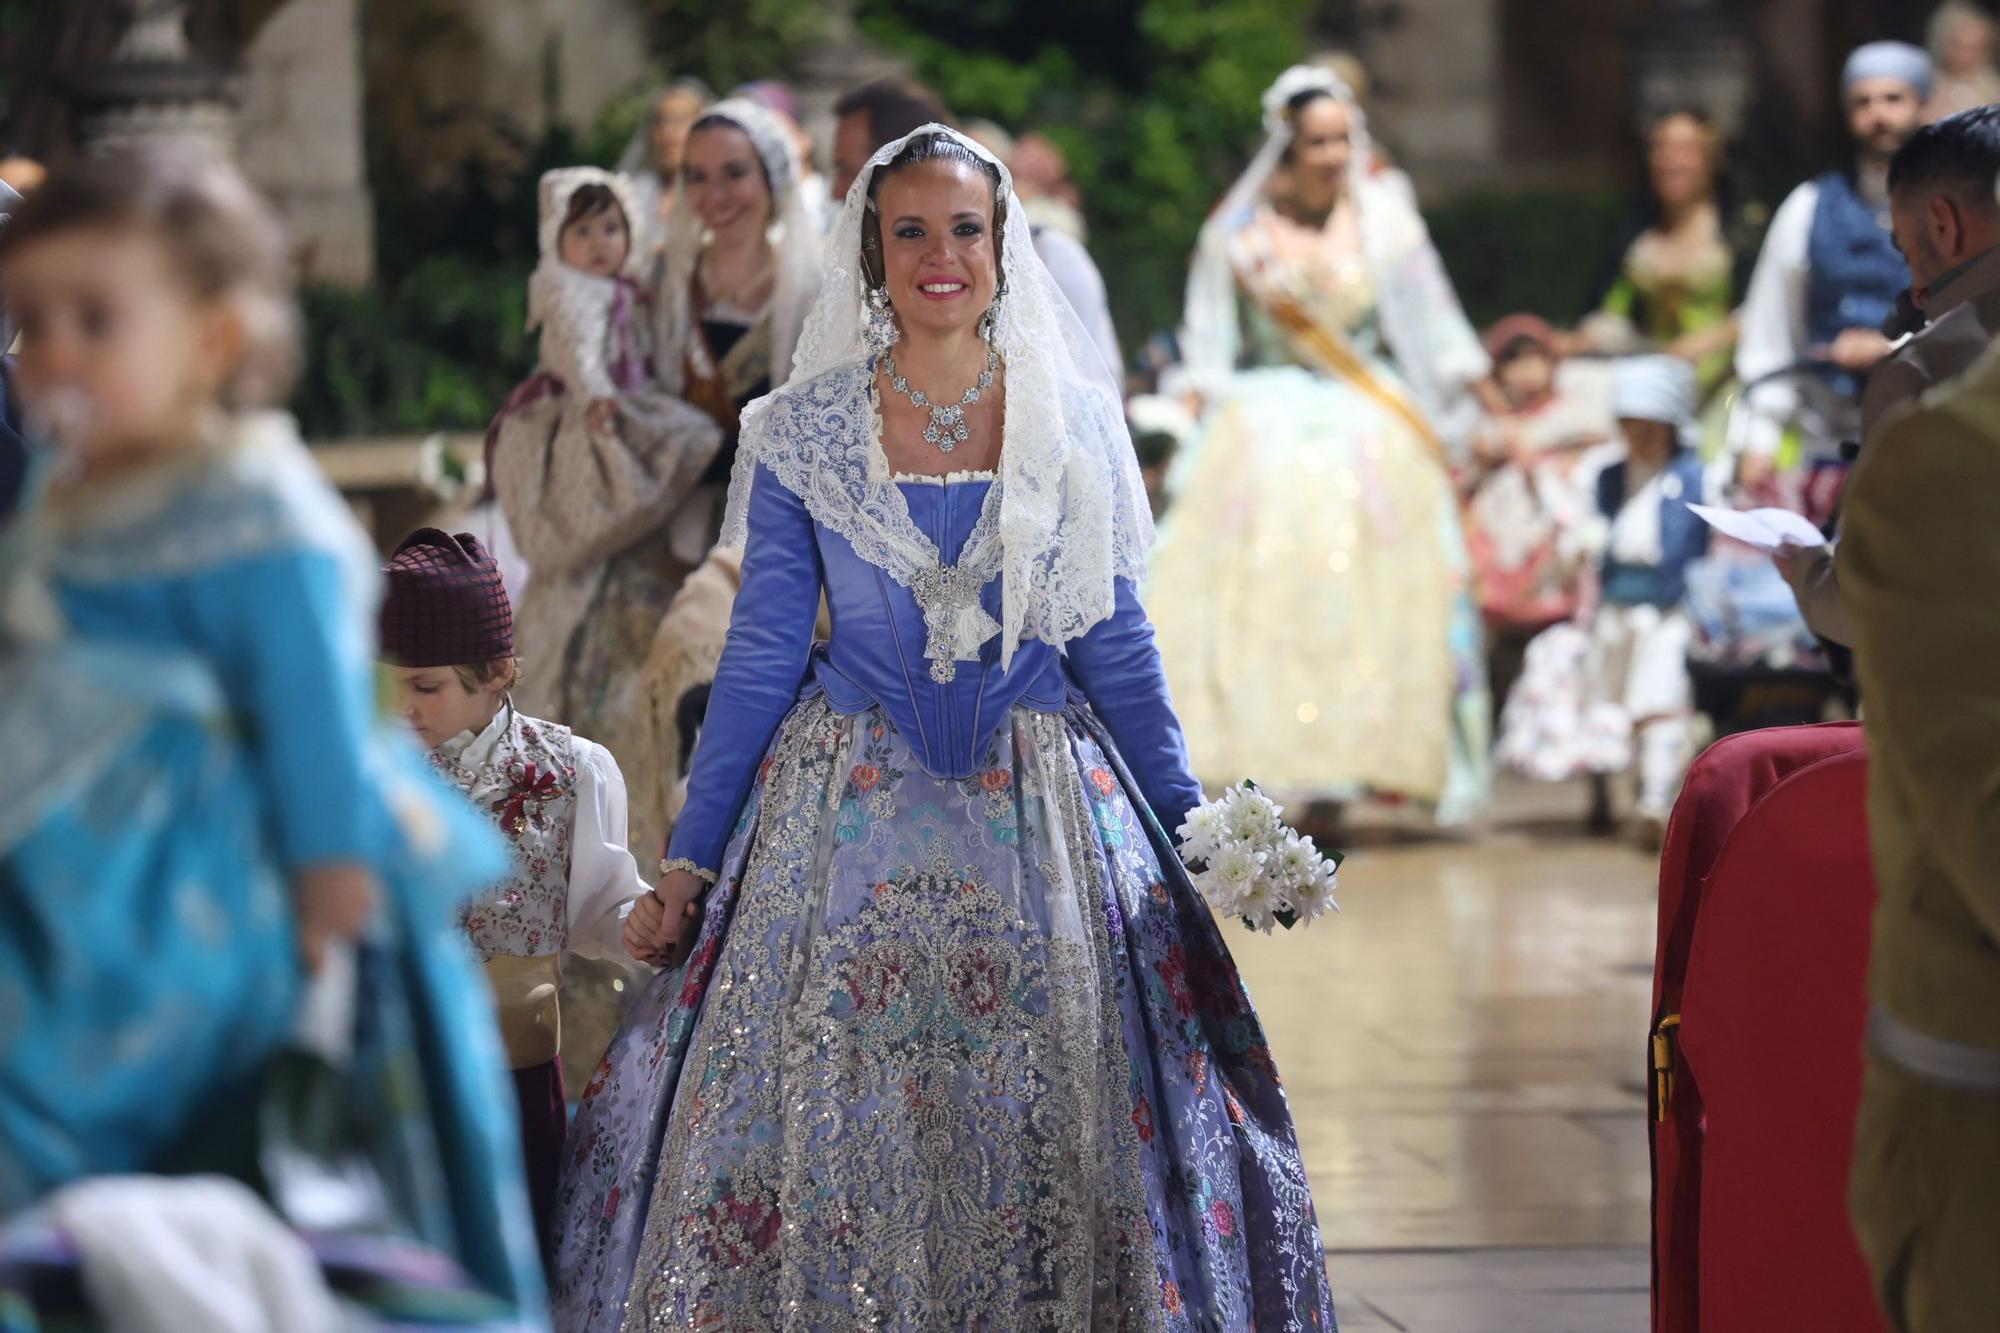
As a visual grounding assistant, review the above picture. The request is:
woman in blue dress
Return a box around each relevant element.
[0,146,544,1320]
[552,127,1336,1331]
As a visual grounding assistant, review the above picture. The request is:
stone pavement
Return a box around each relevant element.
[1229,775,1658,1331]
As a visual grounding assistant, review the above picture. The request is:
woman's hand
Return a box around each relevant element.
[646,868,707,967]
[587,398,620,434]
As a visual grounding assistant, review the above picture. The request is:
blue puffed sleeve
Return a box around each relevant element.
[197,546,382,869]
[1062,578,1206,838]
[664,463,824,874]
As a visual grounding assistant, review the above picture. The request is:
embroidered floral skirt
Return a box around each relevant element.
[551,698,1336,1332]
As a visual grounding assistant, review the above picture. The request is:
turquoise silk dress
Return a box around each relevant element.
[0,417,543,1314]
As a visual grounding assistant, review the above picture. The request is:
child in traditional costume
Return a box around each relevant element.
[378,527,653,1253]
[0,146,544,1315]
[489,168,723,839]
[1498,355,1709,846]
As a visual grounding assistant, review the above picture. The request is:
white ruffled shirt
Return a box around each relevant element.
[435,704,645,958]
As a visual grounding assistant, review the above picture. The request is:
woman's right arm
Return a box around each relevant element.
[659,461,823,879]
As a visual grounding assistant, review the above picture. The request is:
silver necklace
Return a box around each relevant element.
[882,342,999,451]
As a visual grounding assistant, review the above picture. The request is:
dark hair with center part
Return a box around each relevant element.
[687,114,774,192]
[859,131,1005,287]
[1282,88,1344,165]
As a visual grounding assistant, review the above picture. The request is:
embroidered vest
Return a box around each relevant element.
[1806,171,1905,397]
[434,710,578,961]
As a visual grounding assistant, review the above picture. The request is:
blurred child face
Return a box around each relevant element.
[389,665,507,749]
[3,225,242,469]
[1618,416,1677,462]
[683,124,773,239]
[559,203,630,278]
[1497,346,1556,407]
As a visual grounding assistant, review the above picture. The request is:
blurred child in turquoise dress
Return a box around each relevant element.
[0,145,544,1316]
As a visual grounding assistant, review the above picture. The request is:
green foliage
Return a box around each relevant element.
[857,0,1320,362]
[632,0,826,94]
[294,254,531,438]
[301,116,624,437]
[1425,188,1628,330]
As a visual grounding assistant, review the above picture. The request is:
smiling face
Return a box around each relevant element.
[683,122,774,240]
[1649,113,1717,212]
[870,156,1000,343]
[1287,96,1353,208]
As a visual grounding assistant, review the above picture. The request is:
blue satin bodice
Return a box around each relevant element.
[665,463,1204,874]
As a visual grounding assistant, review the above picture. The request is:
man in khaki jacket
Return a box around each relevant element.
[1840,338,2000,1333]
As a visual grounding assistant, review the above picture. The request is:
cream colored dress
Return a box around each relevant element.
[1149,208,1490,820]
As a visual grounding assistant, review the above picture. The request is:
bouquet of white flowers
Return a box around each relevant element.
[1176,782,1342,933]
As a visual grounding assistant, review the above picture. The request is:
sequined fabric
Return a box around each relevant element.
[552,698,1336,1332]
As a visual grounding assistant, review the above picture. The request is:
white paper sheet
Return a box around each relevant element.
[1685,503,1827,552]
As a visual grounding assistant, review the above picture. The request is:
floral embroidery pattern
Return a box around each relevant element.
[549,700,1335,1332]
[432,712,577,960]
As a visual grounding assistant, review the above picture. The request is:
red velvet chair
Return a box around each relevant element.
[1650,723,1880,1333]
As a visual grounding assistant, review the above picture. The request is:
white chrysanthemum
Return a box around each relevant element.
[1223,784,1284,846]
[1176,800,1229,863]
[1271,831,1321,895]
[1236,873,1283,933]
[1290,854,1341,921]
[1196,841,1265,914]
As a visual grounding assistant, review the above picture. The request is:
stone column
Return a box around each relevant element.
[63,0,239,156]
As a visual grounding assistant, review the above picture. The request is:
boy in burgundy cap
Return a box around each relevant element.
[379,527,663,1260]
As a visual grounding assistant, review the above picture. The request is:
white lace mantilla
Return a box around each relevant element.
[721,125,1154,674]
[743,365,1006,683]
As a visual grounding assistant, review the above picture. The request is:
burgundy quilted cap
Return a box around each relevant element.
[379,528,514,667]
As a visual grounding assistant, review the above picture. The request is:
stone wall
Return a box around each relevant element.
[362,0,650,199]
[238,0,374,286]
[1360,0,1503,197]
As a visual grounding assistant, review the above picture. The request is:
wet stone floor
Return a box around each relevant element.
[1231,776,1656,1332]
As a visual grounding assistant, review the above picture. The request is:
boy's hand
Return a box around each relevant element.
[623,891,670,966]
[294,862,378,974]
